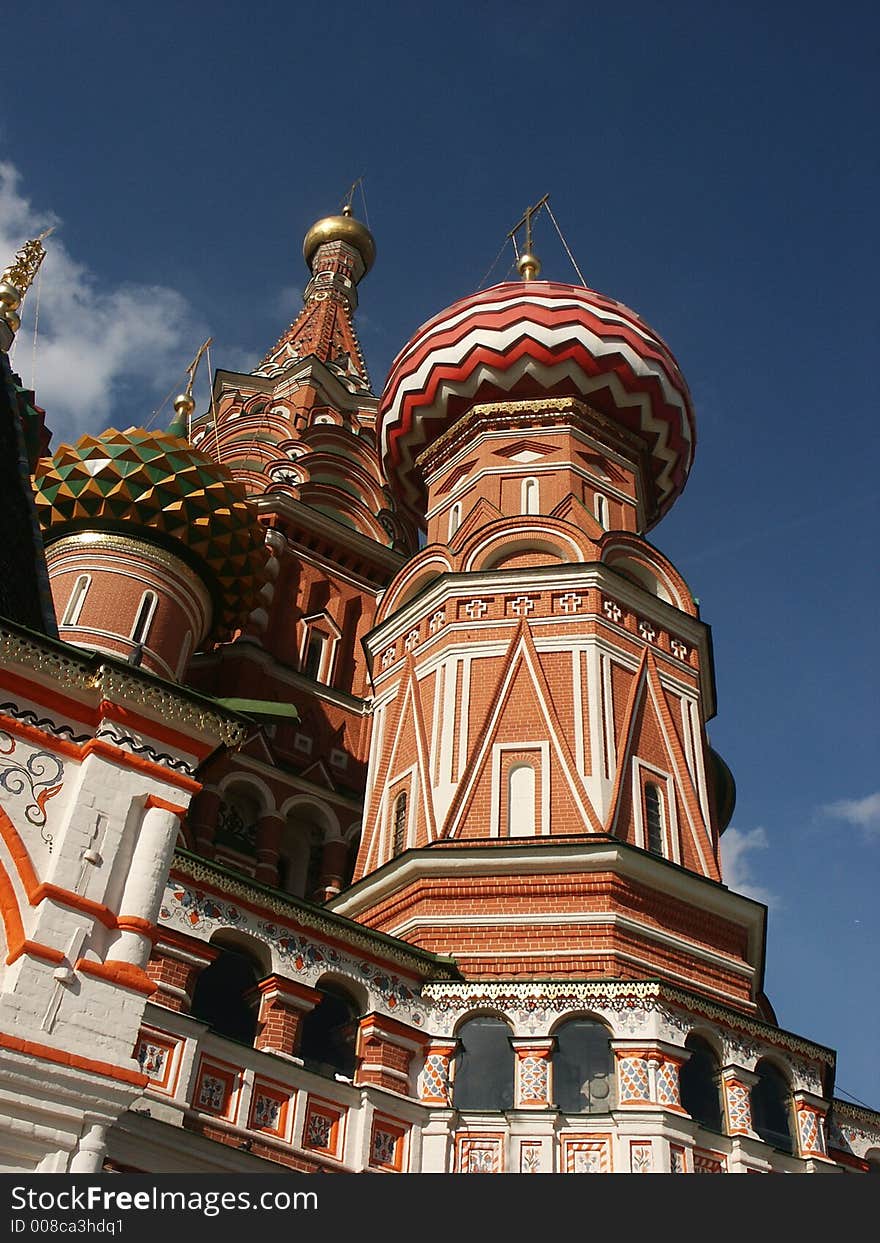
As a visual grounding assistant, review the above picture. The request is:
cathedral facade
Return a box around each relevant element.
[0,212,876,1175]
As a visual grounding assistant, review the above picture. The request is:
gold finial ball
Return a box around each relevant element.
[0,280,22,312]
[173,392,196,419]
[302,211,376,277]
[517,252,542,280]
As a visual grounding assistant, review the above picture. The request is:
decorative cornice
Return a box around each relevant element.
[421,978,836,1065]
[97,667,246,748]
[831,1099,880,1127]
[0,622,247,749]
[169,851,460,982]
[416,396,648,476]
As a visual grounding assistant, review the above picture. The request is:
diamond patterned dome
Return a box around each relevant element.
[33,426,267,637]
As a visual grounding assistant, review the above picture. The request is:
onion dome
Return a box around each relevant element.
[302,204,376,278]
[33,426,267,637]
[378,280,695,526]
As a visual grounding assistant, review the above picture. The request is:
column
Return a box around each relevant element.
[68,1121,108,1174]
[113,804,180,968]
[720,1066,759,1137]
[355,1012,427,1095]
[511,1038,555,1109]
[316,838,349,900]
[254,811,284,886]
[793,1092,831,1161]
[418,1039,458,1106]
[249,976,321,1056]
[145,934,218,1013]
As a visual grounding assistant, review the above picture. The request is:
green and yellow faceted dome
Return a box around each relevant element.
[33,426,267,637]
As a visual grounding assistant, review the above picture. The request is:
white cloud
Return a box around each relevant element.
[821,792,880,837]
[0,160,209,444]
[720,826,778,907]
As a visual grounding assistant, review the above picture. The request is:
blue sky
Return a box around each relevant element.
[3,2,878,1108]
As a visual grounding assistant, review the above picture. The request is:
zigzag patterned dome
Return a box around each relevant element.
[378,280,696,526]
[33,427,267,637]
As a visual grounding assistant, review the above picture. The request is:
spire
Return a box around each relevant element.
[255,203,376,388]
[0,229,53,338]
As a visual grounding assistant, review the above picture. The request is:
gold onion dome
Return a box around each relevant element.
[302,204,376,277]
[33,426,267,639]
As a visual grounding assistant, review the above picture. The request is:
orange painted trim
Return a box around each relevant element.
[0,715,202,796]
[0,670,95,734]
[0,711,83,761]
[0,868,26,951]
[0,805,41,895]
[99,702,213,761]
[6,938,67,966]
[144,794,188,818]
[116,915,157,939]
[76,957,158,996]
[34,883,117,929]
[80,740,201,794]
[0,1029,148,1087]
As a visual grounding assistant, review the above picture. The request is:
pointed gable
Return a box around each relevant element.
[443,621,603,841]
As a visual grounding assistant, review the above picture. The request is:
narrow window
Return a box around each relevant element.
[62,574,90,626]
[449,501,462,538]
[508,763,536,837]
[392,791,408,854]
[130,590,158,646]
[523,477,540,515]
[680,1035,723,1132]
[750,1060,794,1154]
[644,782,665,856]
[595,493,608,528]
[303,633,325,681]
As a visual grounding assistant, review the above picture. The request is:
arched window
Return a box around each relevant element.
[552,1019,616,1114]
[595,493,608,528]
[750,1060,794,1153]
[216,786,260,856]
[62,574,90,626]
[522,477,540,515]
[453,1017,514,1111]
[130,590,158,646]
[298,981,360,1079]
[644,782,665,856]
[449,502,462,539]
[278,815,325,899]
[680,1034,723,1132]
[190,948,261,1044]
[392,791,408,854]
[508,763,536,837]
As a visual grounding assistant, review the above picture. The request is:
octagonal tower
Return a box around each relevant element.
[332,267,752,1014]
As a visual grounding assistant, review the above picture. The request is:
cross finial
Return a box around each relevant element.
[507,194,549,281]
[342,177,364,217]
[168,337,213,438]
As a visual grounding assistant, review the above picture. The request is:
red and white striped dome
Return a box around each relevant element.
[378,280,696,525]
